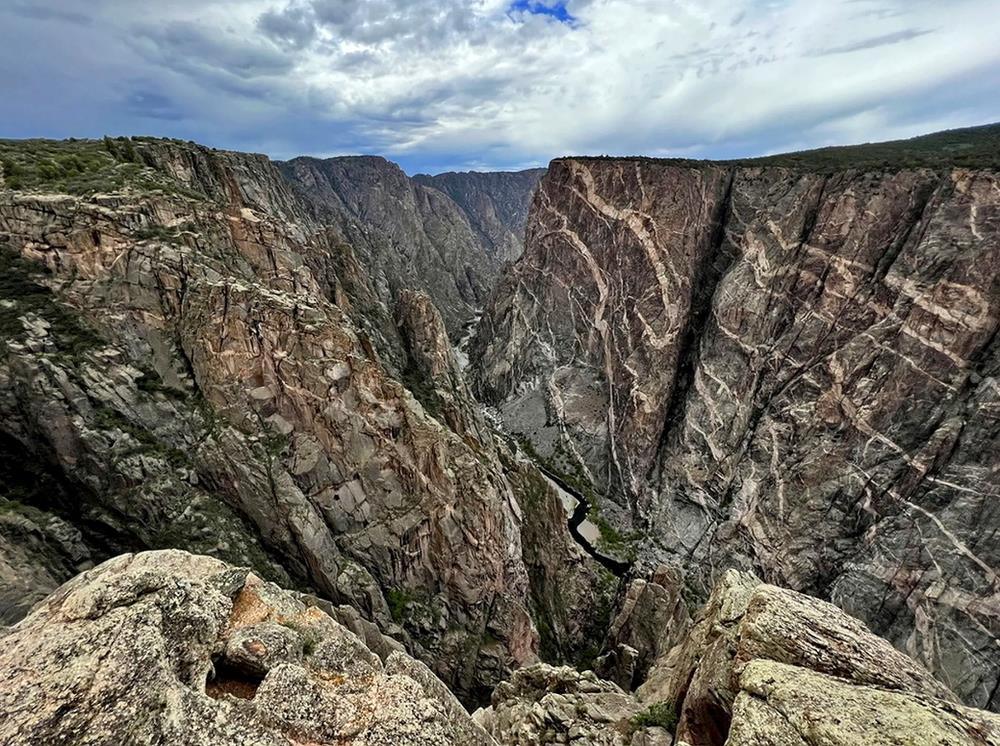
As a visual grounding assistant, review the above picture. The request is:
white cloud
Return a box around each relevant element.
[1,0,998,171]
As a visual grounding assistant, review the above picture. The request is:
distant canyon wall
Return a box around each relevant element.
[279,156,544,337]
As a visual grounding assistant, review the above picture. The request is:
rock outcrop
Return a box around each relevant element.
[0,495,97,624]
[7,552,999,745]
[637,570,957,745]
[395,289,493,445]
[471,126,1000,709]
[0,550,493,745]
[474,663,652,745]
[0,137,535,701]
[727,659,1000,746]
[504,456,622,672]
[595,566,692,690]
[475,568,1000,746]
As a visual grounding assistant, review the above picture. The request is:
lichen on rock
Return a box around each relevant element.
[0,550,495,745]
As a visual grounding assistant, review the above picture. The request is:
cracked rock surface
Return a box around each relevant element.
[474,663,647,745]
[0,138,536,702]
[478,568,1000,746]
[727,659,1000,746]
[0,549,494,745]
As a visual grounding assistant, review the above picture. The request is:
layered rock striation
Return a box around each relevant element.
[471,127,1000,709]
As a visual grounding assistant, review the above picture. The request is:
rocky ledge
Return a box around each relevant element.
[476,568,1000,746]
[471,143,1000,708]
[0,550,492,745]
[6,551,1000,745]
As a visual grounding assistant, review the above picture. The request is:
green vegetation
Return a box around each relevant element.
[516,464,549,511]
[586,507,634,556]
[0,137,205,198]
[262,428,291,459]
[516,433,641,558]
[400,361,445,420]
[546,437,597,503]
[571,121,1000,173]
[91,404,188,468]
[279,619,322,656]
[0,497,43,519]
[386,588,414,624]
[574,567,619,671]
[0,138,132,194]
[630,702,678,734]
[135,365,187,401]
[135,223,194,244]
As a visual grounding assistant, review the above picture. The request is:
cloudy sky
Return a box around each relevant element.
[2,0,999,173]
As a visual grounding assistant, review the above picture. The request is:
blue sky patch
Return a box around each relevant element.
[508,1,576,24]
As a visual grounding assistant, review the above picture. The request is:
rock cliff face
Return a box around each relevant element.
[414,169,546,263]
[6,128,1000,742]
[471,131,1000,709]
[0,137,537,701]
[395,289,494,446]
[279,157,543,336]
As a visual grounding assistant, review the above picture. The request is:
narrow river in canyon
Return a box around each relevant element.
[535,465,631,576]
[455,314,630,576]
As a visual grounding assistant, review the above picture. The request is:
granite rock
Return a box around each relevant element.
[0,549,494,745]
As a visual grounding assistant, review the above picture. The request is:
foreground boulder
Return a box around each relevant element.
[0,550,492,745]
[638,570,957,745]
[4,551,999,745]
[727,660,1000,746]
[475,569,999,746]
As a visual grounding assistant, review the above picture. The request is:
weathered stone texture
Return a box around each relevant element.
[0,550,494,745]
[0,140,535,701]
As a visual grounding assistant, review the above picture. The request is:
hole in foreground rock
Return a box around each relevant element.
[205,658,265,701]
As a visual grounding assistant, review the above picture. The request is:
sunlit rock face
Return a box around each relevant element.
[471,155,1000,709]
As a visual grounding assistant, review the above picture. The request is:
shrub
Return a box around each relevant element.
[386,588,412,623]
[630,702,677,734]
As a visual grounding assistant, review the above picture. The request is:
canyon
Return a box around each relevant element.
[1,125,999,744]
